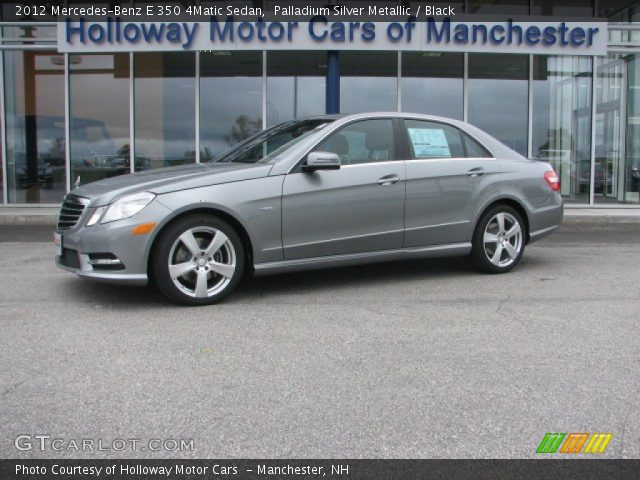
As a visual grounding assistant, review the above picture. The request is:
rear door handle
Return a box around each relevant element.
[467,167,486,177]
[377,174,400,186]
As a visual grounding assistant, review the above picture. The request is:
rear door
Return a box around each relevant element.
[282,118,406,260]
[402,119,500,247]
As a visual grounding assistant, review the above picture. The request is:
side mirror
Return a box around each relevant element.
[302,151,341,172]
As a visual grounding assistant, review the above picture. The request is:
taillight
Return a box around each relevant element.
[544,170,560,192]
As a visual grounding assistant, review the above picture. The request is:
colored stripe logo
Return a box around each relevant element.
[584,433,613,454]
[537,433,565,453]
[537,433,612,454]
[536,432,613,453]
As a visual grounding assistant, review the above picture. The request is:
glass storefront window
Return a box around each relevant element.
[401,52,463,119]
[469,0,529,14]
[532,56,592,203]
[340,52,397,113]
[267,51,326,127]
[70,54,130,186]
[468,54,529,156]
[134,52,196,171]
[3,50,66,204]
[200,51,262,160]
[531,0,594,16]
[595,56,626,203]
[599,1,640,21]
[625,55,640,204]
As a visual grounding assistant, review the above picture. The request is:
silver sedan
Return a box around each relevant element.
[54,113,563,305]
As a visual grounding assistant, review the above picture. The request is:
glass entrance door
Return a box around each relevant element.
[595,57,626,203]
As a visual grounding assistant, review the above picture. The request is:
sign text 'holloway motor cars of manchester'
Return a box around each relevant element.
[58,17,608,55]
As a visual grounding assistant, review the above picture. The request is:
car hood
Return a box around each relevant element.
[72,162,273,206]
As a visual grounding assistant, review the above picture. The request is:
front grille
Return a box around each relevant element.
[57,195,88,230]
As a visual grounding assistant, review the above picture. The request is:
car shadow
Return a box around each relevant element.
[65,253,554,307]
[66,256,474,307]
[234,256,473,300]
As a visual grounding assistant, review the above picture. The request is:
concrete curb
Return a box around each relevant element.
[0,209,57,226]
[1,207,640,226]
[562,215,640,225]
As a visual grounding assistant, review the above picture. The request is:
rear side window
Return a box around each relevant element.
[463,133,492,158]
[404,120,465,159]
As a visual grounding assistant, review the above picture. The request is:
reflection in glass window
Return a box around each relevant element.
[401,52,463,119]
[598,0,639,21]
[134,52,195,171]
[340,52,397,113]
[1,90,3,203]
[214,119,331,164]
[315,119,394,165]
[531,0,594,17]
[469,0,529,14]
[267,51,326,127]
[532,56,592,204]
[468,54,529,156]
[595,56,626,203]
[625,55,640,204]
[200,51,262,161]
[3,51,66,204]
[70,54,130,186]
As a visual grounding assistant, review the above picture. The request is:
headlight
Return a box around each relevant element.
[86,206,107,226]
[100,192,156,224]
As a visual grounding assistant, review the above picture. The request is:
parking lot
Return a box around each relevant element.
[1,224,639,458]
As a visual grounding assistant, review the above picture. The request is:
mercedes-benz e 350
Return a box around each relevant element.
[54,113,563,305]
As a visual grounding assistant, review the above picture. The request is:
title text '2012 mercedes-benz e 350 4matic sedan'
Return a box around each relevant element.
[54,113,563,305]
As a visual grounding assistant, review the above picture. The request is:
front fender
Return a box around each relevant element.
[145,176,285,268]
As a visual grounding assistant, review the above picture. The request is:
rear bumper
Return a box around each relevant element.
[528,196,563,244]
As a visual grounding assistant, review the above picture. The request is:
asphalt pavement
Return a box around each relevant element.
[1,224,639,458]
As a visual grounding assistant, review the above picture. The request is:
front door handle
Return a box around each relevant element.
[467,167,486,178]
[377,174,400,186]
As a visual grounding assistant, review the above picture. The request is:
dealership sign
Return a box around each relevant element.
[58,17,607,56]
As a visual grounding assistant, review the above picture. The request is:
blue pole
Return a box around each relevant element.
[326,51,340,114]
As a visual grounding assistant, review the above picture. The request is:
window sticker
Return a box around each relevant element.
[407,128,451,158]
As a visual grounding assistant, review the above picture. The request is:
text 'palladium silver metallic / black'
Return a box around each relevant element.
[54,112,563,305]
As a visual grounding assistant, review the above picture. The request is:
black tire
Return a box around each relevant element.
[469,204,526,274]
[151,214,245,305]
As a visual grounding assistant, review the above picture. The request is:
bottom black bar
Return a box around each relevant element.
[2,459,639,480]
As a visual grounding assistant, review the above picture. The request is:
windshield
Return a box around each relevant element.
[210,119,333,164]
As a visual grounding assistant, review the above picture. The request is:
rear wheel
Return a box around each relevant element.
[469,205,525,274]
[152,215,245,305]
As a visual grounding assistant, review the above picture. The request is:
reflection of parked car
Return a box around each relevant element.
[12,115,65,190]
[70,117,129,184]
[56,113,563,305]
[16,160,53,189]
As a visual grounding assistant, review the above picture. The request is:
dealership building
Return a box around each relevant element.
[0,1,639,210]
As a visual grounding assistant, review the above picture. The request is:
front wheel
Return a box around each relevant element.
[469,205,526,274]
[151,215,245,305]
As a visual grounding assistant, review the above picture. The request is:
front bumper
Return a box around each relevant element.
[54,199,173,286]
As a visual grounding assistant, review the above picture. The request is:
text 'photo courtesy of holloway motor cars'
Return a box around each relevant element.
[54,113,563,305]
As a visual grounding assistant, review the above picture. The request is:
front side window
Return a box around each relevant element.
[404,120,465,159]
[314,119,395,165]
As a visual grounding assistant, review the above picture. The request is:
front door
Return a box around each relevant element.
[282,119,406,260]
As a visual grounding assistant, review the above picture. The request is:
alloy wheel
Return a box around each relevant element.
[482,212,523,268]
[168,227,236,298]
